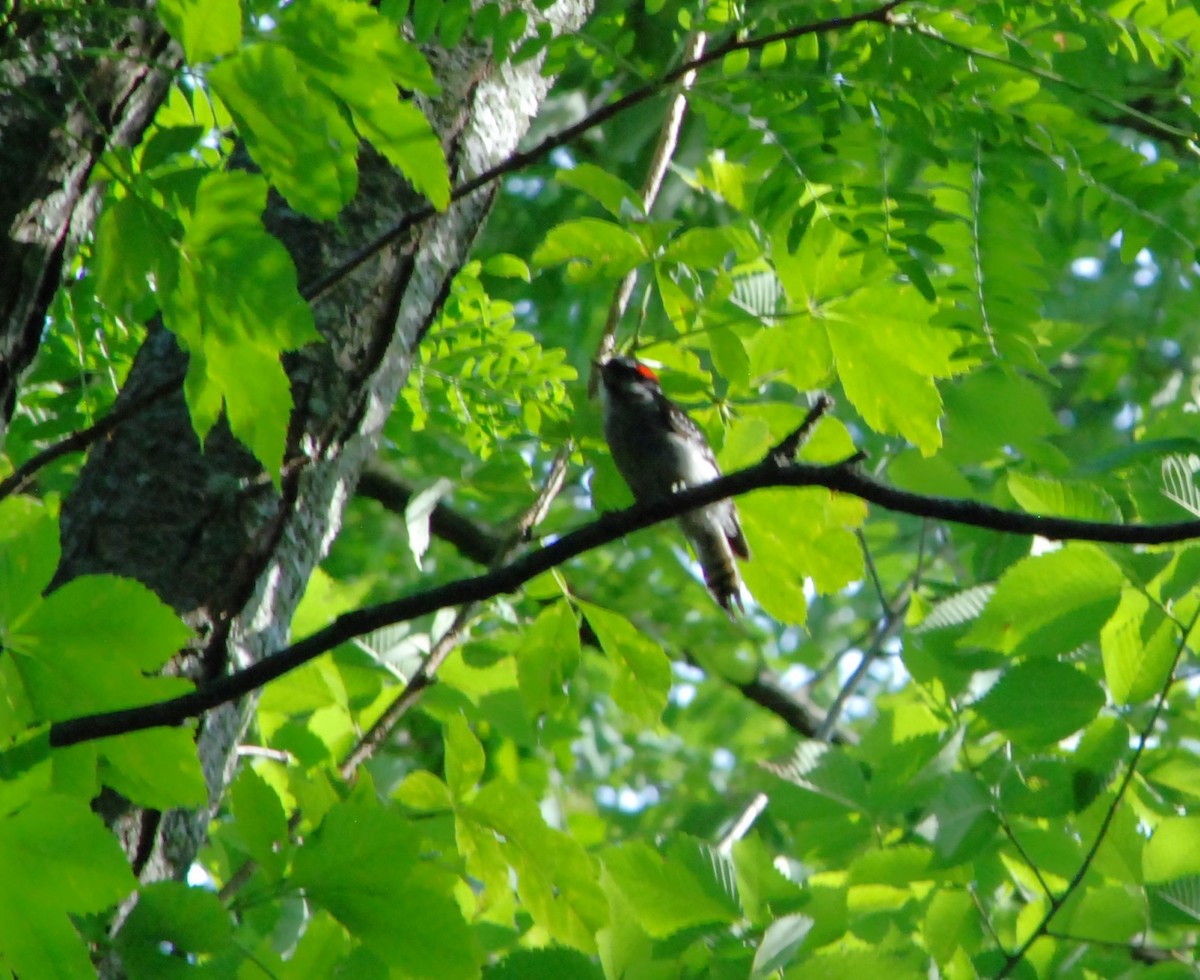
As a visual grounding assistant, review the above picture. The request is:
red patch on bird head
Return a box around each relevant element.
[634,362,658,382]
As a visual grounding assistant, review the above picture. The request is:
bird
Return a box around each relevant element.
[597,355,750,613]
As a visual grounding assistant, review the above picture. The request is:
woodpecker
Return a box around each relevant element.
[598,356,750,613]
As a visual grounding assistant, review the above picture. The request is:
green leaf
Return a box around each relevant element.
[1101,588,1178,704]
[557,164,643,219]
[602,837,741,938]
[1060,884,1143,943]
[751,913,813,977]
[963,545,1124,657]
[444,713,485,800]
[116,881,233,980]
[0,497,59,630]
[576,602,669,723]
[924,889,977,966]
[96,727,207,810]
[1145,818,1200,883]
[517,601,580,716]
[973,660,1105,747]
[771,219,957,454]
[204,336,294,481]
[467,779,609,950]
[161,171,318,477]
[532,219,648,282]
[739,489,865,623]
[9,575,192,720]
[229,766,290,881]
[826,284,958,455]
[158,0,241,62]
[0,797,137,980]
[484,947,605,980]
[1007,472,1122,522]
[396,771,452,812]
[275,0,448,209]
[92,194,178,319]
[931,773,998,864]
[349,98,450,211]
[294,799,481,977]
[209,44,358,218]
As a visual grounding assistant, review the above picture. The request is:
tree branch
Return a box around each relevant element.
[49,449,1200,748]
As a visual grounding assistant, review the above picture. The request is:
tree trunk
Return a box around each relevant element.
[2,1,591,972]
[0,5,178,436]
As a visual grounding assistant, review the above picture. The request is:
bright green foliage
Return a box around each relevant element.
[0,797,137,978]
[10,0,1200,976]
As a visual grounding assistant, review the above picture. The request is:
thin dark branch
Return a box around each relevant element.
[771,393,835,459]
[300,0,908,304]
[49,453,1200,748]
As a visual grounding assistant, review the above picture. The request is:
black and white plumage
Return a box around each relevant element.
[598,355,750,613]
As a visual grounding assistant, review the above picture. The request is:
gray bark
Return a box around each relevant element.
[0,0,593,973]
[0,5,180,437]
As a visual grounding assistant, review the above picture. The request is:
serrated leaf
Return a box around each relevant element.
[0,797,137,979]
[294,799,480,977]
[1162,455,1200,518]
[467,779,608,950]
[964,544,1123,657]
[751,913,814,977]
[739,489,864,624]
[158,0,241,62]
[116,881,233,980]
[914,585,994,632]
[532,219,648,282]
[0,498,60,630]
[1146,818,1200,882]
[557,164,643,219]
[161,171,317,476]
[230,766,290,880]
[517,601,580,716]
[209,44,359,218]
[92,194,178,319]
[271,0,448,208]
[8,575,192,720]
[403,478,453,570]
[1101,588,1178,704]
[973,660,1105,746]
[444,713,485,800]
[577,601,669,723]
[602,837,741,938]
[96,727,206,810]
[1008,472,1122,522]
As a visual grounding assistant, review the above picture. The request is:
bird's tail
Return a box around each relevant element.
[681,512,745,614]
